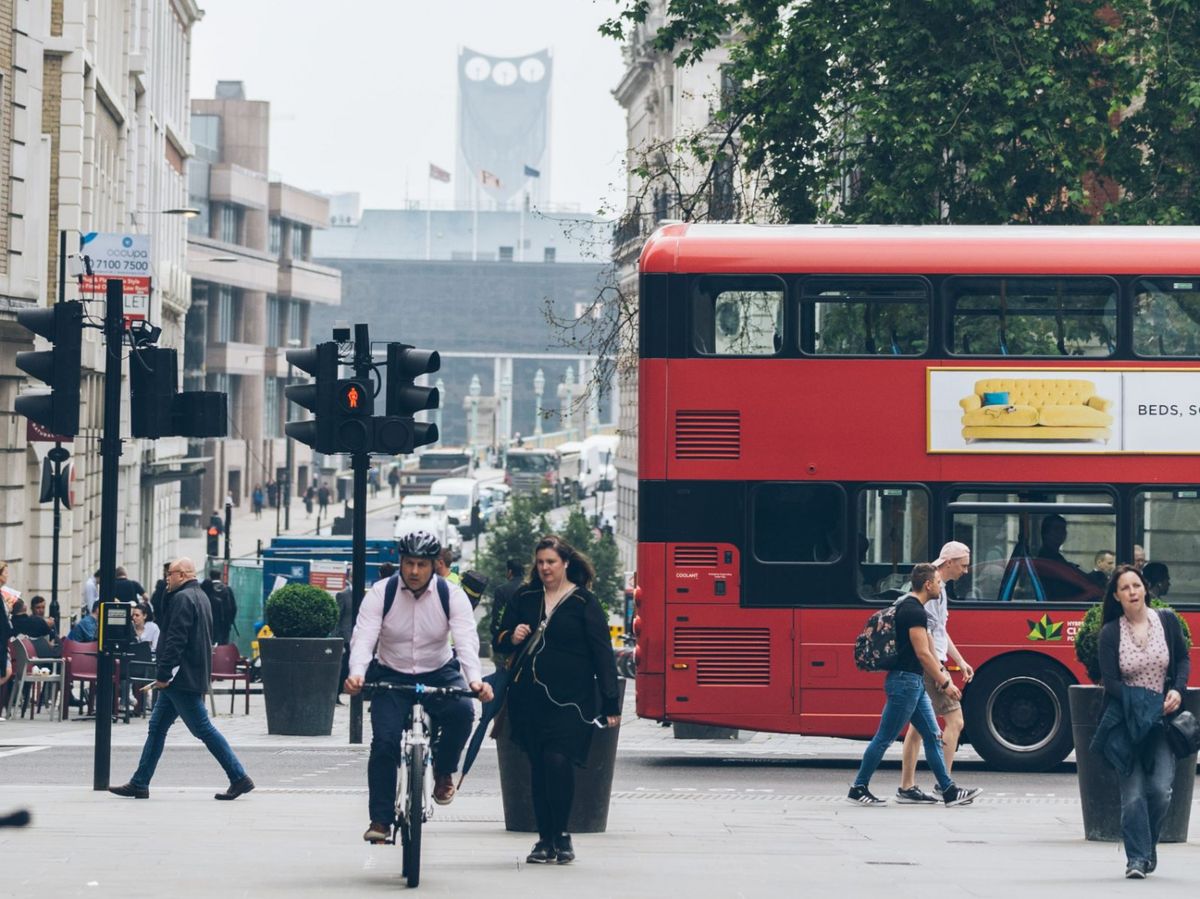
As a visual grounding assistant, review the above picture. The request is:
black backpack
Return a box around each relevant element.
[853,595,910,672]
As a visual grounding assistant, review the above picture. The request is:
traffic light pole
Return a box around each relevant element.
[349,323,371,745]
[94,278,124,791]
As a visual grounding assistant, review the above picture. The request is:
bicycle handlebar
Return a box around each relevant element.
[361,682,479,699]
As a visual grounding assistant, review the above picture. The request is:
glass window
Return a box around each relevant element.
[288,302,304,343]
[264,377,280,439]
[269,217,282,255]
[217,204,242,245]
[1134,489,1200,606]
[692,276,784,356]
[291,224,308,260]
[214,286,233,343]
[544,247,556,263]
[752,483,844,563]
[947,489,1113,602]
[948,277,1117,357]
[266,296,280,348]
[857,487,929,598]
[1133,279,1200,357]
[801,277,929,356]
[499,246,514,262]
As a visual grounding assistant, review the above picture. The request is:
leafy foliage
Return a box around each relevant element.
[266,583,338,639]
[475,494,550,598]
[561,506,625,614]
[603,0,1200,225]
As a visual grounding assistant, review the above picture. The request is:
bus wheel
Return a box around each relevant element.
[964,657,1073,772]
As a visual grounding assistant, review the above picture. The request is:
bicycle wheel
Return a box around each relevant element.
[404,744,425,888]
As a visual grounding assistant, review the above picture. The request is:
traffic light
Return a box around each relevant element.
[377,342,441,453]
[130,347,227,438]
[333,377,373,452]
[206,525,220,558]
[15,300,83,437]
[285,342,338,453]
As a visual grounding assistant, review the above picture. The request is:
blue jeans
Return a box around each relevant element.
[1119,727,1174,866]
[854,669,953,791]
[367,662,474,825]
[130,688,246,788]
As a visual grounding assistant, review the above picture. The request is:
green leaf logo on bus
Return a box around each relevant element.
[1027,614,1064,642]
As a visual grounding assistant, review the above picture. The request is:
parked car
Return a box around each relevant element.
[479,483,511,525]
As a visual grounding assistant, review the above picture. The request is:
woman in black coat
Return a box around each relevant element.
[493,535,620,866]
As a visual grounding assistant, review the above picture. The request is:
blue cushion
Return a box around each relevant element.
[982,391,1009,406]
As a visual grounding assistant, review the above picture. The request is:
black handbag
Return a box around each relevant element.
[1164,709,1200,759]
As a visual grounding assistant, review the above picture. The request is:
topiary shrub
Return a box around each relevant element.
[1074,598,1192,683]
[266,583,338,638]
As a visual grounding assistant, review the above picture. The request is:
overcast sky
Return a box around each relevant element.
[189,1,629,217]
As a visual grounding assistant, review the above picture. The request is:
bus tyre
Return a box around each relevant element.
[963,656,1074,772]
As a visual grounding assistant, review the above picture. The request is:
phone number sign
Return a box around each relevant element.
[80,232,152,321]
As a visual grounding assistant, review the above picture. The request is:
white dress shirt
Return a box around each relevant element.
[348,574,481,685]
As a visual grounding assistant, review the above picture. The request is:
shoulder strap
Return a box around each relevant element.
[383,574,450,622]
[437,575,450,620]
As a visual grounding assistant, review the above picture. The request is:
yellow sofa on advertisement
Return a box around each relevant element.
[959,378,1113,443]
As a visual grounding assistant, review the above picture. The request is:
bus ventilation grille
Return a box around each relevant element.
[674,410,740,460]
[673,545,719,567]
[674,627,770,686]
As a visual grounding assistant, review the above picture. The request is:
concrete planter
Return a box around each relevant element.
[1069,684,1198,842]
[259,637,343,736]
[496,678,626,834]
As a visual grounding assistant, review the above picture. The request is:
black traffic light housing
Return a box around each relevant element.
[376,342,441,453]
[285,342,338,453]
[15,300,83,437]
[333,378,373,452]
[130,347,227,439]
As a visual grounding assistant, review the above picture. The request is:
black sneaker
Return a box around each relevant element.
[526,841,556,864]
[846,784,887,806]
[1147,849,1156,874]
[1125,860,1147,879]
[942,785,983,807]
[554,834,575,864]
[895,785,938,804]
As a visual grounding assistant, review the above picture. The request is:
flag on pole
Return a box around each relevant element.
[480,170,501,189]
[428,163,451,183]
[523,164,541,178]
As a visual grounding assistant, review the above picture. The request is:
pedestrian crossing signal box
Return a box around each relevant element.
[98,602,134,652]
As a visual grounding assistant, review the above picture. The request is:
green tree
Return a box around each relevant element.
[603,1,1200,225]
[475,494,548,590]
[561,506,625,614]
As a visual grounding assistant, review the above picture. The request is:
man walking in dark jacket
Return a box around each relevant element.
[109,557,254,801]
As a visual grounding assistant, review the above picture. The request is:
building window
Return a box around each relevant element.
[264,378,284,438]
[544,247,556,263]
[288,301,303,344]
[214,287,234,343]
[499,246,514,262]
[291,224,309,260]
[216,203,243,245]
[266,296,281,347]
[269,217,282,255]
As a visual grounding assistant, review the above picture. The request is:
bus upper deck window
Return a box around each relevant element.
[692,276,785,356]
[1133,279,1200,357]
[800,277,930,356]
[948,277,1117,357]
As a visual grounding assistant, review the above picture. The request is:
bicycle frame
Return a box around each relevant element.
[396,700,434,827]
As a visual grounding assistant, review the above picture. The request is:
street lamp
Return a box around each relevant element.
[468,374,482,459]
[533,368,545,438]
[558,367,577,437]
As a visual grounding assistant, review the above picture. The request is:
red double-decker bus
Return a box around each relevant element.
[634,224,1200,771]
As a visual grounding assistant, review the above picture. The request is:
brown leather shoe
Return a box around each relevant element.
[432,773,455,805]
[363,821,391,843]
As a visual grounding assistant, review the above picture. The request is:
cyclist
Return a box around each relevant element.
[345,530,493,843]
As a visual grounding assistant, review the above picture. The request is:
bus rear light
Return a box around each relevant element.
[633,586,642,608]
[634,645,643,668]
[632,615,642,637]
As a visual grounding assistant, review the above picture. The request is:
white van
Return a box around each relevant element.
[428,477,481,539]
[580,435,619,496]
[393,494,463,559]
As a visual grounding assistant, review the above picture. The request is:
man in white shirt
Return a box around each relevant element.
[896,541,975,803]
[344,531,493,843]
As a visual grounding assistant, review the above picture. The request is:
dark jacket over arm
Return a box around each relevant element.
[155,581,213,692]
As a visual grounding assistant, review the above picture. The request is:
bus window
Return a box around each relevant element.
[752,483,844,563]
[857,486,929,598]
[1133,279,1200,357]
[800,277,929,356]
[692,276,784,356]
[1134,489,1200,606]
[947,489,1113,603]
[947,277,1117,357]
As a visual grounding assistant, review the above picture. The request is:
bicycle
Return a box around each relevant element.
[362,681,478,888]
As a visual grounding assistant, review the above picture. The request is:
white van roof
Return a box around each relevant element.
[429,477,478,494]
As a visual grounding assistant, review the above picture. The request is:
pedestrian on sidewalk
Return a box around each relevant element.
[109,557,254,802]
[847,563,982,808]
[317,482,331,515]
[304,484,315,517]
[493,535,621,865]
[1092,565,1189,879]
[387,466,400,498]
[252,485,265,520]
[266,479,277,508]
[896,542,975,804]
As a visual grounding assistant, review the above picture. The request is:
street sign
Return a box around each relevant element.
[26,419,73,444]
[80,232,152,321]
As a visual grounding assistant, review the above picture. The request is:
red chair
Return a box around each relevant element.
[61,639,101,720]
[209,644,251,715]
